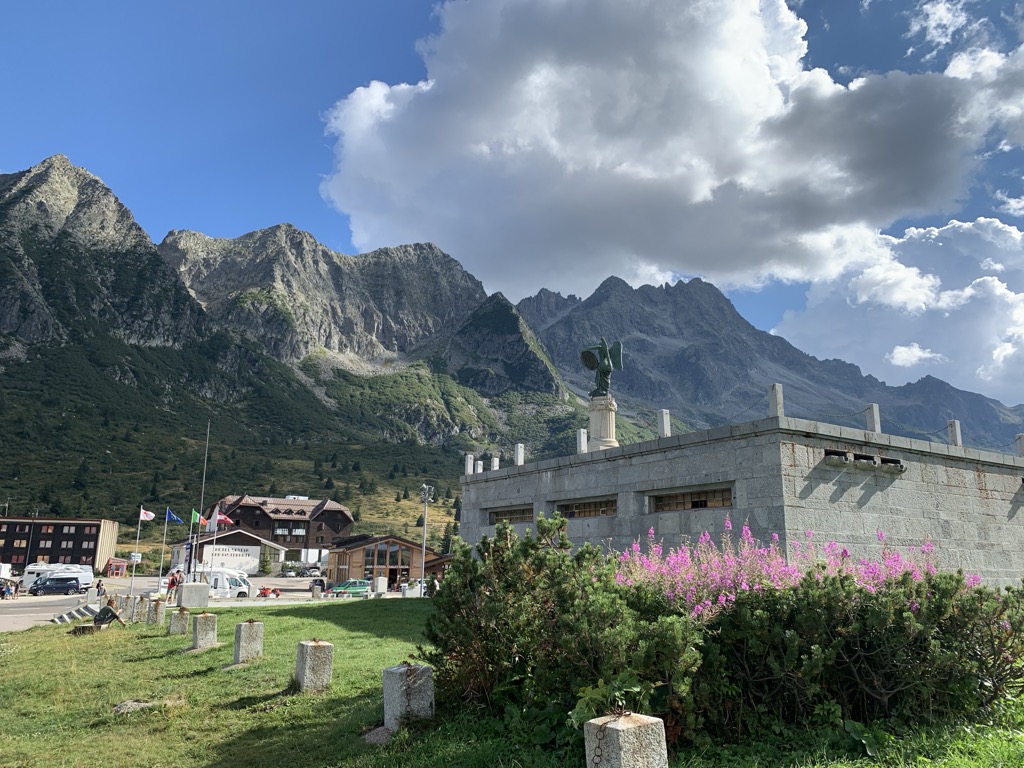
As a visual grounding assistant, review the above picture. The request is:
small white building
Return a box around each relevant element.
[169,529,286,575]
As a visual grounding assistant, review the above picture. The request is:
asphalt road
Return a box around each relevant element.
[0,575,318,633]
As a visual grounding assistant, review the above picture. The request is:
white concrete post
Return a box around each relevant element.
[577,428,589,454]
[147,598,165,626]
[658,409,671,438]
[584,713,668,768]
[234,621,264,664]
[475,460,484,474]
[131,597,148,624]
[948,419,963,447]
[490,457,499,471]
[192,612,218,650]
[383,664,435,730]
[168,608,190,635]
[514,443,525,466]
[769,384,784,418]
[867,403,881,433]
[295,640,334,692]
[464,454,474,475]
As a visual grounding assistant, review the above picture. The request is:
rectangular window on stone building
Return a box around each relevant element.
[652,487,732,513]
[557,498,617,518]
[487,507,534,525]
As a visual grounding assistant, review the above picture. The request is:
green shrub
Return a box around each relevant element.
[692,569,1024,743]
[419,515,702,750]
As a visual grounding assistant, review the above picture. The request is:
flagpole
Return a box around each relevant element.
[194,420,211,583]
[186,511,194,580]
[130,505,143,598]
[210,500,222,570]
[157,510,169,595]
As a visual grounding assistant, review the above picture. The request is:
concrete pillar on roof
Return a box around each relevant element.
[867,403,881,433]
[769,384,784,418]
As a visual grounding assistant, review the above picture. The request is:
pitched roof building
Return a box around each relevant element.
[327,533,447,588]
[207,494,354,563]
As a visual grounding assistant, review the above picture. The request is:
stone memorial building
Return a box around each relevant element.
[460,385,1024,585]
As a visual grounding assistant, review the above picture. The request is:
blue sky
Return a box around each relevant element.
[3,1,1024,406]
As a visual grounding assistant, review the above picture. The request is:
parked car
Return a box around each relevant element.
[308,578,328,592]
[28,575,88,596]
[299,567,321,578]
[329,579,371,597]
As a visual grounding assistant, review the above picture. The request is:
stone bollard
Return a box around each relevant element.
[192,612,218,650]
[383,664,434,730]
[126,596,145,623]
[168,607,190,635]
[584,714,668,768]
[177,582,210,609]
[234,620,264,664]
[312,586,322,599]
[295,640,333,692]
[147,599,166,626]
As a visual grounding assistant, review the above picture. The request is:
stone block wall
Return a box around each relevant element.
[461,415,1024,584]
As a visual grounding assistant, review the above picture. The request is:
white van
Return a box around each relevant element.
[207,569,251,599]
[20,563,95,591]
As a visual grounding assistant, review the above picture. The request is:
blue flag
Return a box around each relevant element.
[166,507,184,524]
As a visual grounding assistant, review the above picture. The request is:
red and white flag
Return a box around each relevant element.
[139,506,155,521]
[215,512,233,525]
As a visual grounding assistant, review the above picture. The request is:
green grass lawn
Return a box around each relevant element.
[2,601,1024,768]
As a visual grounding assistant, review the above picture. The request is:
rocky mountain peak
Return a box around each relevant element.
[0,155,202,347]
[159,228,488,364]
[515,287,581,332]
[0,154,151,253]
[439,292,562,397]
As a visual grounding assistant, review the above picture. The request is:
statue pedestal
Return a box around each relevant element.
[588,396,619,452]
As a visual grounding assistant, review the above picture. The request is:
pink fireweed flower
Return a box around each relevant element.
[877,530,886,543]
[724,517,733,531]
[616,524,954,615]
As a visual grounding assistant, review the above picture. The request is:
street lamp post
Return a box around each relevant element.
[420,484,432,595]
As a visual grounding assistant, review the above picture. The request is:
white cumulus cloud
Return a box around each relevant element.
[321,0,1024,404]
[886,342,948,366]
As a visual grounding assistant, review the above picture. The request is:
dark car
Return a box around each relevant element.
[308,578,328,592]
[29,575,87,596]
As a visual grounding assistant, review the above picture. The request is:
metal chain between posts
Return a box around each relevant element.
[591,709,629,767]
[403,662,415,727]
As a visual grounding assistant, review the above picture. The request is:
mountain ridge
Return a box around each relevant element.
[3,153,1021,489]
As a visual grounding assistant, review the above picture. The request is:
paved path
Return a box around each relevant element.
[0,575,316,633]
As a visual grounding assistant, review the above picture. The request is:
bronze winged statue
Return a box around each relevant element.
[580,338,623,398]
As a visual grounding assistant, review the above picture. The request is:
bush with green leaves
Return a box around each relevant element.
[419,515,702,749]
[624,527,1024,746]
